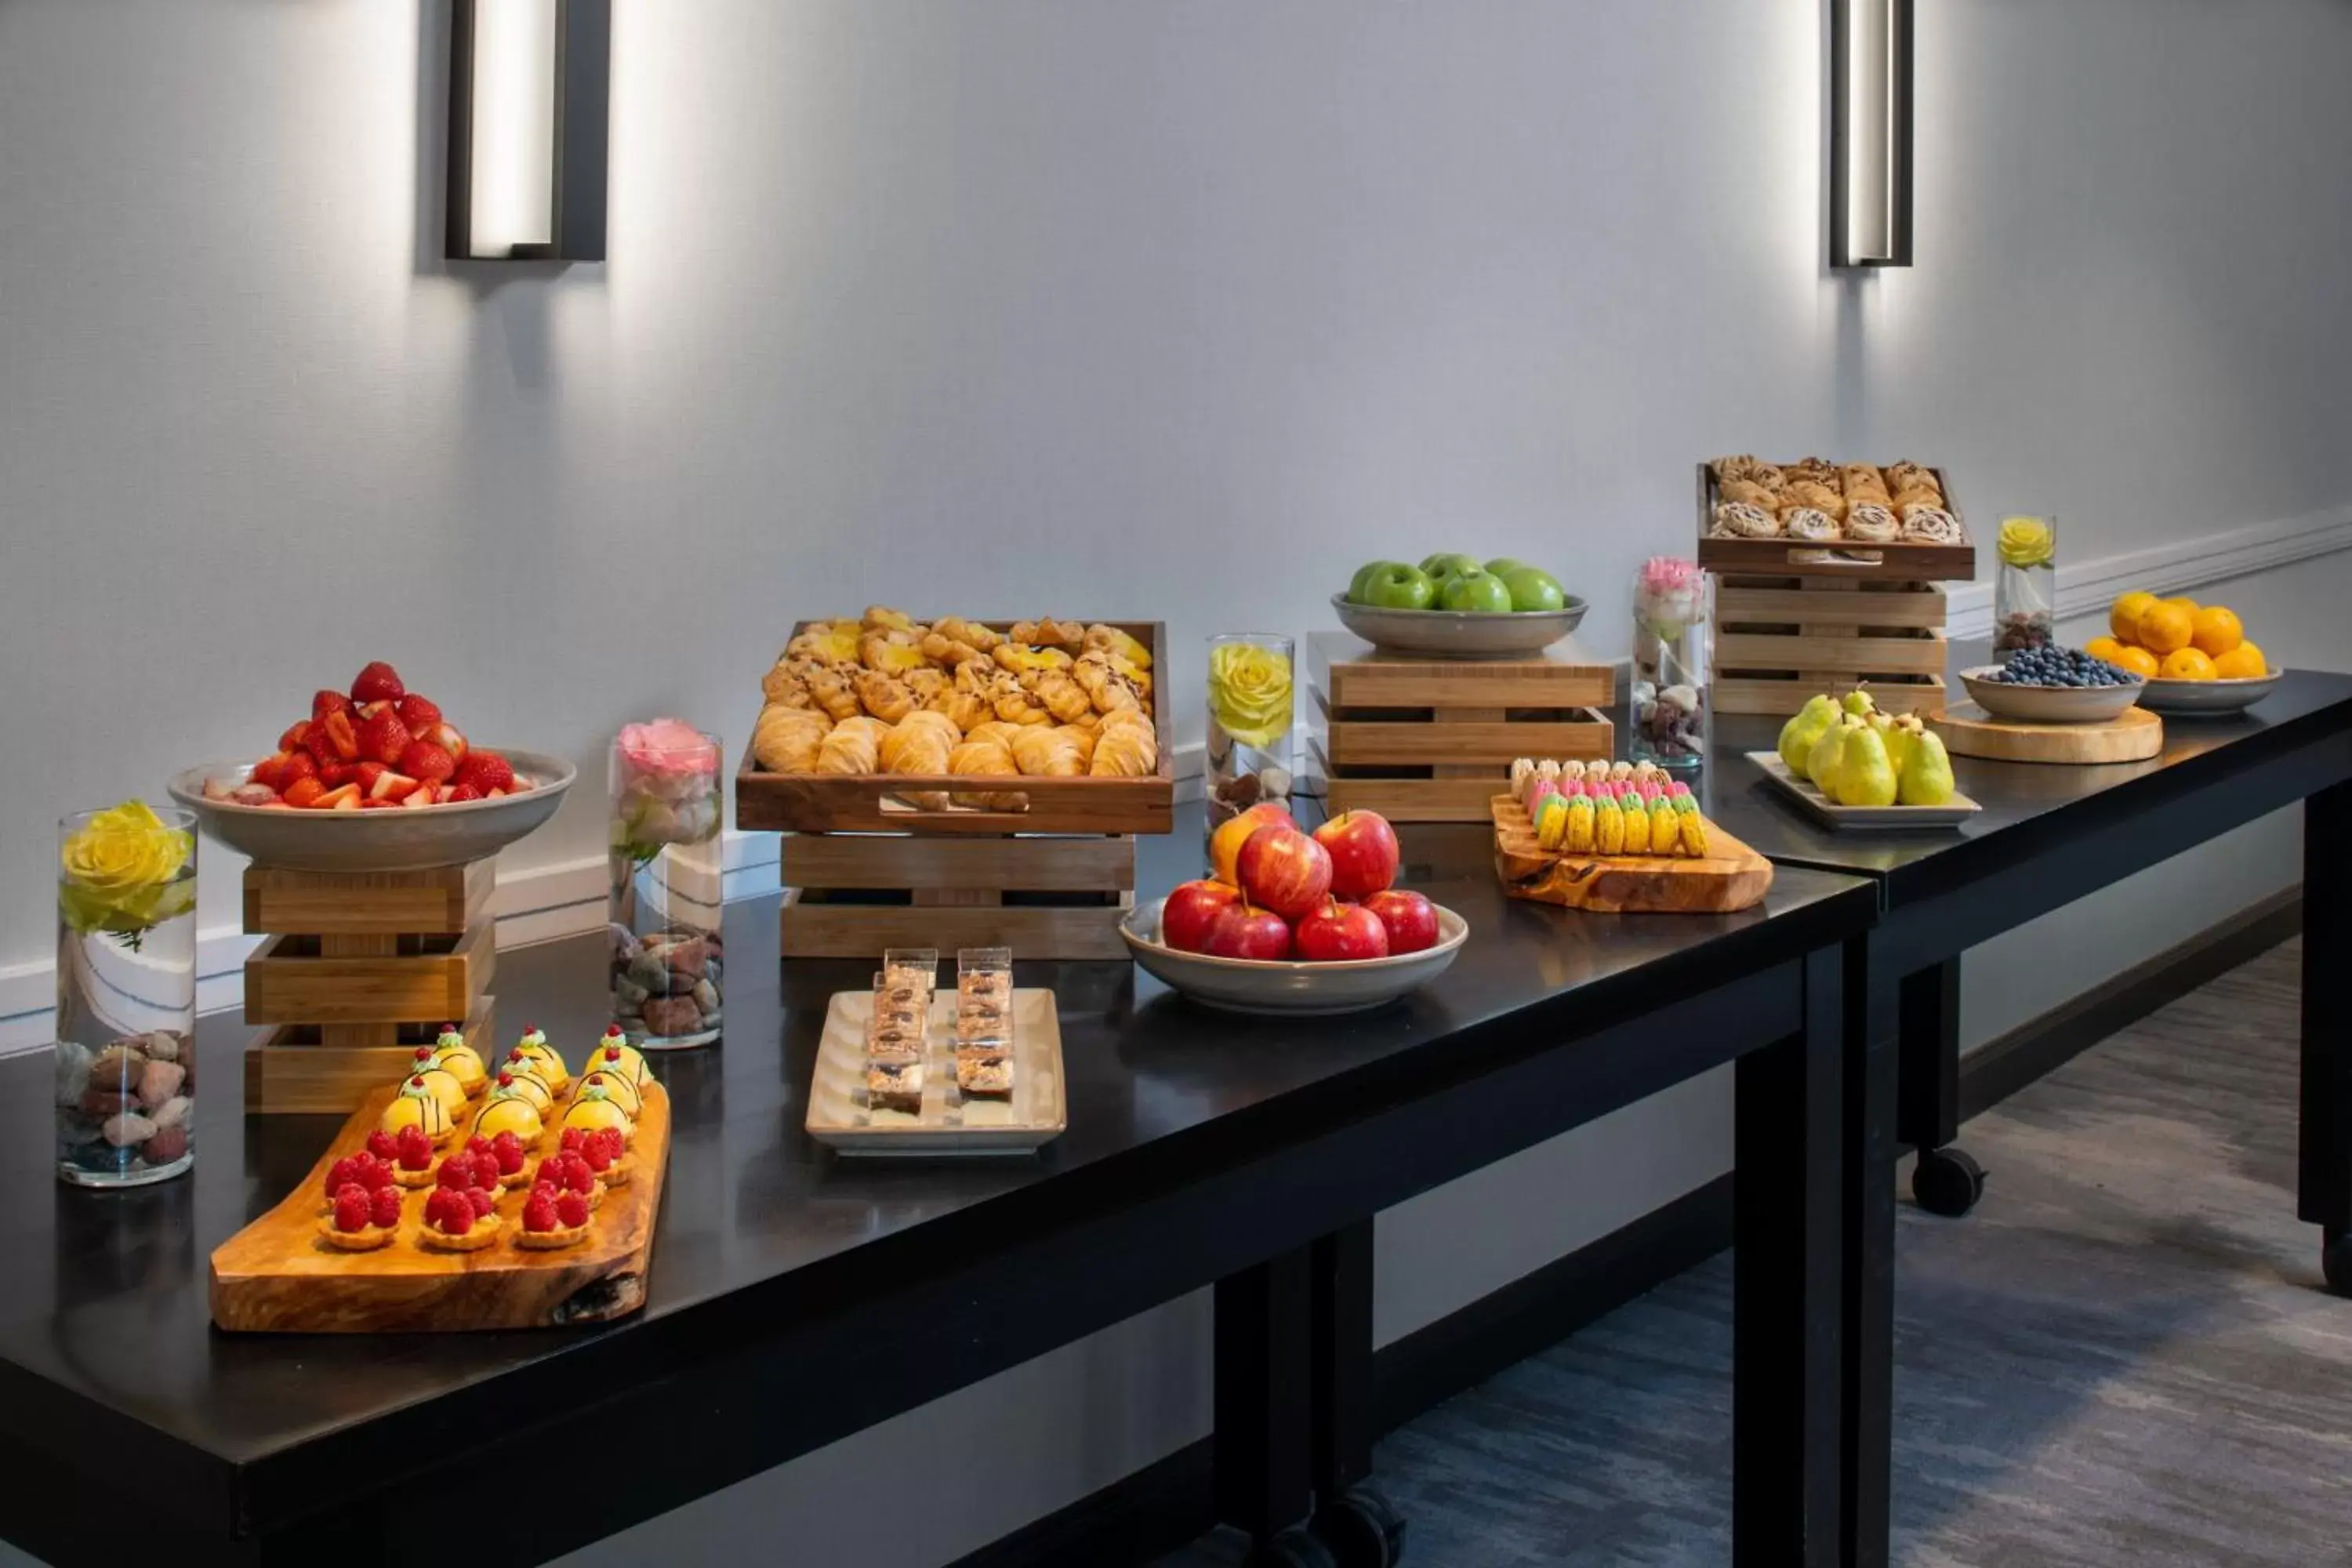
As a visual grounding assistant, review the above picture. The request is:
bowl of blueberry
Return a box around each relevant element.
[1961,647,2147,724]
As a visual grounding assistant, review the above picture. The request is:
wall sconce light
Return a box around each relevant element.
[1831,0,1912,267]
[446,0,610,261]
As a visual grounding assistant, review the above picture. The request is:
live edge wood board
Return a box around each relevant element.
[210,1080,670,1333]
[1490,796,1773,914]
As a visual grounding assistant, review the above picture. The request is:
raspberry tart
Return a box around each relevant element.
[418,1163,503,1253]
[317,1181,404,1252]
[514,1184,594,1250]
[557,1078,634,1147]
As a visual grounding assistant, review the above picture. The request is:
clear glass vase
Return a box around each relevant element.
[1994,515,2057,654]
[609,722,724,1051]
[54,804,198,1188]
[1204,633,1296,839]
[1630,558,1711,769]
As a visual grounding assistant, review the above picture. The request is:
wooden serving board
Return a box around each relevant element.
[1745,752,1980,830]
[1490,796,1773,913]
[807,987,1066,1156]
[210,1080,670,1333]
[1927,702,2162,764]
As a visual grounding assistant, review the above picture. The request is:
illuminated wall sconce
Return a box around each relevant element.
[446,0,610,261]
[1831,0,1912,267]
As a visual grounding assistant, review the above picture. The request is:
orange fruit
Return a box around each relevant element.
[2212,641,2267,680]
[2111,644,2161,679]
[2110,591,2157,644]
[2083,635,2127,666]
[2134,599,2194,656]
[2161,647,2216,681]
[2190,605,2243,658]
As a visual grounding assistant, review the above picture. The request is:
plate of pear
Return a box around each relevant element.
[1748,689,1980,829]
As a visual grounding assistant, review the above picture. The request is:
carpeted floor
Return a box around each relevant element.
[1163,936,2352,1566]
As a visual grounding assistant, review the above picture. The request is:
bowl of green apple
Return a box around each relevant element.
[1334,555,1587,658]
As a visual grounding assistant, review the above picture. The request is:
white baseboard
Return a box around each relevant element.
[2,508,2337,1054]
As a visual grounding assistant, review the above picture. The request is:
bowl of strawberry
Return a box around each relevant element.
[1120,806,1468,1014]
[169,660,575,872]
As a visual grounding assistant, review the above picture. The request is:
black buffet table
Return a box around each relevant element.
[0,815,1875,1568]
[1699,651,2352,1568]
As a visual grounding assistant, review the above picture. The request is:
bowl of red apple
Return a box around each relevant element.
[168,660,575,873]
[1120,804,1468,1014]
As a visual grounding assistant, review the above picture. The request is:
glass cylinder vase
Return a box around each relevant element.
[609,721,724,1051]
[1203,633,1297,839]
[1993,514,2058,654]
[1630,557,1711,770]
[54,803,198,1188]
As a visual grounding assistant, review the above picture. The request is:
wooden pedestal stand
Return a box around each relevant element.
[777,832,1135,960]
[1308,633,1614,822]
[242,862,497,1113]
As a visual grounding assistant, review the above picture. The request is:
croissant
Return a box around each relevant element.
[933,615,1003,652]
[1890,482,1945,512]
[927,685,991,732]
[1009,618,1085,652]
[1784,456,1836,484]
[752,705,832,773]
[804,667,863,724]
[851,669,915,724]
[1784,482,1848,523]
[1719,479,1777,510]
[1883,460,1936,492]
[860,632,927,675]
[815,716,889,775]
[948,725,1026,811]
[988,671,1054,727]
[1710,454,1760,483]
[1081,624,1152,670]
[1024,668,1094,724]
[1747,464,1786,495]
[880,711,960,810]
[1011,725,1087,777]
[1840,463,1887,492]
[1073,653,1142,714]
[920,631,988,668]
[1088,709,1159,777]
[862,605,914,633]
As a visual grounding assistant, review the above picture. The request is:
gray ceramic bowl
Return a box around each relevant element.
[167,748,575,872]
[1120,898,1468,1015]
[1958,666,2146,724]
[1330,593,1587,659]
[2136,670,2282,716]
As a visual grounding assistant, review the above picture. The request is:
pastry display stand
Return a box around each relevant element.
[1927,702,2165,764]
[1306,633,1613,824]
[1700,464,1976,717]
[736,621,1174,962]
[241,862,497,1113]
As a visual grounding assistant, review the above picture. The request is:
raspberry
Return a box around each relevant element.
[472,1155,500,1192]
[559,1152,593,1193]
[561,1127,586,1152]
[369,1186,402,1229]
[593,1127,626,1165]
[465,1187,495,1218]
[354,1152,392,1189]
[366,1130,399,1162]
[436,1200,474,1237]
[466,1135,495,1164]
[398,1138,434,1173]
[492,1131,524,1174]
[578,1137,612,1174]
[524,1194,559,1232]
[333,1186,371,1232]
[325,1156,361,1199]
[436,1152,476,1190]
[556,1192,590,1229]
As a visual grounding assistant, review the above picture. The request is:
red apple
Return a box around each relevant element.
[1294,900,1390,962]
[1209,801,1297,887]
[1203,901,1294,961]
[1313,811,1401,901]
[1363,889,1440,956]
[1162,879,1242,953]
[1236,826,1333,923]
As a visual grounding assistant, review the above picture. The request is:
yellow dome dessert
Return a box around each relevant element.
[510,1026,568,1096]
[575,1069,642,1118]
[495,1052,559,1113]
[427,1023,488,1097]
[379,1076,459,1145]
[583,1025,648,1090]
[401,1052,470,1120]
[470,1082,546,1149]
[558,1080,634,1145]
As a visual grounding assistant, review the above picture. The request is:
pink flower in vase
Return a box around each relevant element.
[1635,556,1704,637]
[619,719,718,780]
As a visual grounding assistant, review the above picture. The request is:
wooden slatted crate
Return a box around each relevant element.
[1307,633,1614,823]
[779,833,1135,960]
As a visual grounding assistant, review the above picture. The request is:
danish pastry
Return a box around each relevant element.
[1784,481,1848,521]
[1711,454,1762,483]
[1783,507,1843,543]
[1844,503,1900,543]
[1898,505,1965,543]
[1710,500,1782,539]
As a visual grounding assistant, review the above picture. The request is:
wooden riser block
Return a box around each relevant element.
[1322,711,1613,769]
[244,920,493,1026]
[243,862,491,937]
[782,898,1131,960]
[1321,777,1519,824]
[1716,631,1947,678]
[245,997,495,1115]
[1712,674,1945,717]
[782,833,1135,894]
[1716,579,1948,630]
[1308,632,1614,710]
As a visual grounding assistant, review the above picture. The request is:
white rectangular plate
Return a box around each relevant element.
[1746,752,1980,830]
[807,987,1067,1156]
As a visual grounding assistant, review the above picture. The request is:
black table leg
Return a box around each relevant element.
[1306,1221,1406,1567]
[1898,956,1983,1218]
[1216,1249,1335,1566]
[2299,779,2352,1294]
[1840,935,1896,1568]
[1733,946,1848,1568]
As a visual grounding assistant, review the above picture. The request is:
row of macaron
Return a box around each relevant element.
[1509,757,1710,858]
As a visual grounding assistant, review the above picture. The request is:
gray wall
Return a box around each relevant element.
[2,3,2349,1566]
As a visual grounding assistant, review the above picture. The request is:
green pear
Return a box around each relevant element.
[1835,724,1900,808]
[1899,727,1955,807]
[1840,685,1878,719]
[1878,713,1915,779]
[1777,695,1840,774]
[1806,713,1858,796]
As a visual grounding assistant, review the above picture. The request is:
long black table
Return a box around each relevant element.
[1700,652,2352,1568]
[0,814,1875,1568]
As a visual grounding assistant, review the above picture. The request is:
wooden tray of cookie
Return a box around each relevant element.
[1695,459,1975,579]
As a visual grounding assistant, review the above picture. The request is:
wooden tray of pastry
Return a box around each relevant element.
[737,617,1174,836]
[1694,462,1975,579]
[209,1080,669,1333]
[1490,795,1773,914]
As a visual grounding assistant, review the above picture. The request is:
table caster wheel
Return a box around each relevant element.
[1247,1526,1340,1568]
[1312,1486,1407,1567]
[2323,1231,2352,1297]
[1911,1147,1985,1218]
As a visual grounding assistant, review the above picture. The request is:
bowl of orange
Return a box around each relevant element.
[2089,593,2279,716]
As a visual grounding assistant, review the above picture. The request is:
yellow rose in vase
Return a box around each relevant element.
[59,801,196,937]
[1207,641,1294,750]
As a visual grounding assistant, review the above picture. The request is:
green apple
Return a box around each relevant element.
[1359,563,1436,610]
[1499,566,1566,612]
[1439,568,1515,614]
[1419,553,1481,582]
[1483,557,1530,577]
[1347,561,1396,603]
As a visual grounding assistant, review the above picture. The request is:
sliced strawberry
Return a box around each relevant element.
[397,739,456,785]
[368,770,419,802]
[396,695,444,731]
[523,1193,559,1232]
[314,708,360,762]
[368,1185,403,1229]
[350,662,405,704]
[424,723,469,764]
[452,750,514,795]
[281,777,327,809]
[354,760,387,793]
[443,783,483,804]
[312,690,354,725]
[357,707,412,766]
[318,783,362,811]
[358,797,399,809]
[556,1192,590,1229]
[317,760,358,789]
[281,751,319,786]
[400,786,437,811]
[251,753,295,792]
[279,720,312,753]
